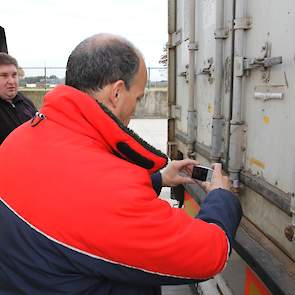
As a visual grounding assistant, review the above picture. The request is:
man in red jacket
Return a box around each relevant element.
[0,33,242,295]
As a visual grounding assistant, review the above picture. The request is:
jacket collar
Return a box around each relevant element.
[40,85,168,174]
[0,92,22,104]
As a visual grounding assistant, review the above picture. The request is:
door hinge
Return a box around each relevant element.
[234,17,252,30]
[188,42,198,50]
[178,64,189,83]
[170,104,181,120]
[197,58,214,83]
[215,28,229,39]
[169,29,182,48]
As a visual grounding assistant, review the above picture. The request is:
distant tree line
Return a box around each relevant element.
[19,75,64,87]
[20,75,60,84]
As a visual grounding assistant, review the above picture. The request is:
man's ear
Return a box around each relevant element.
[109,80,125,108]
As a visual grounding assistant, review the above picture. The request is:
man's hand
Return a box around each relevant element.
[201,163,231,193]
[161,159,199,187]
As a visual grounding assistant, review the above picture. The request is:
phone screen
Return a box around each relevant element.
[192,166,212,182]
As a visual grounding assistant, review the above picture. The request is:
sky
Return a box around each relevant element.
[1,0,167,76]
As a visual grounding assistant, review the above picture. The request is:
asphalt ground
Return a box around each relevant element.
[129,119,194,295]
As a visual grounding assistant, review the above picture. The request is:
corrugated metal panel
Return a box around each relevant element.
[169,0,295,293]
[239,0,295,261]
[242,0,295,193]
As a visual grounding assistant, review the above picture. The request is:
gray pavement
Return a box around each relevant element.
[130,119,194,295]
[129,118,168,154]
[162,285,195,295]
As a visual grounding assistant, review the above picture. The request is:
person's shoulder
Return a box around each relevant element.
[16,91,31,102]
[16,92,37,109]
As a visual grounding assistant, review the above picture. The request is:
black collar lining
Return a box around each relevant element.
[96,101,168,162]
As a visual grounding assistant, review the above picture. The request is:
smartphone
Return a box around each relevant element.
[192,165,213,182]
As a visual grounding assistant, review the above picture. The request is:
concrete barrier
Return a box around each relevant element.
[21,88,168,119]
[134,89,168,118]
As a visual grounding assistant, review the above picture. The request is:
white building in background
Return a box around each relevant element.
[26,83,37,88]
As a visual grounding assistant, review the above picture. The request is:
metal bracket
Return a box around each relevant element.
[214,28,229,39]
[253,85,286,102]
[170,29,182,48]
[179,71,188,79]
[254,91,283,101]
[178,64,189,83]
[244,56,283,71]
[188,42,198,51]
[234,56,244,77]
[170,104,181,120]
[198,58,214,83]
[234,17,252,30]
[235,42,283,81]
[235,56,282,77]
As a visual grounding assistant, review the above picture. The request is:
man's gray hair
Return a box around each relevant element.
[0,52,18,68]
[65,34,141,92]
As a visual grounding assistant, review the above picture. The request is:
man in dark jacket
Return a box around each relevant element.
[0,34,242,294]
[0,52,36,144]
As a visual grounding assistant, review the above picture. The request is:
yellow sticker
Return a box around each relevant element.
[263,116,270,124]
[208,103,212,113]
[250,158,266,169]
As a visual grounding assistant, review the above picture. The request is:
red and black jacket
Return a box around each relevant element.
[0,85,242,294]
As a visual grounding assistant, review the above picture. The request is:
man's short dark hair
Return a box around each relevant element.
[65,34,140,92]
[0,53,18,68]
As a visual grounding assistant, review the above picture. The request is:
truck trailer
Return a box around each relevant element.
[167,0,295,294]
